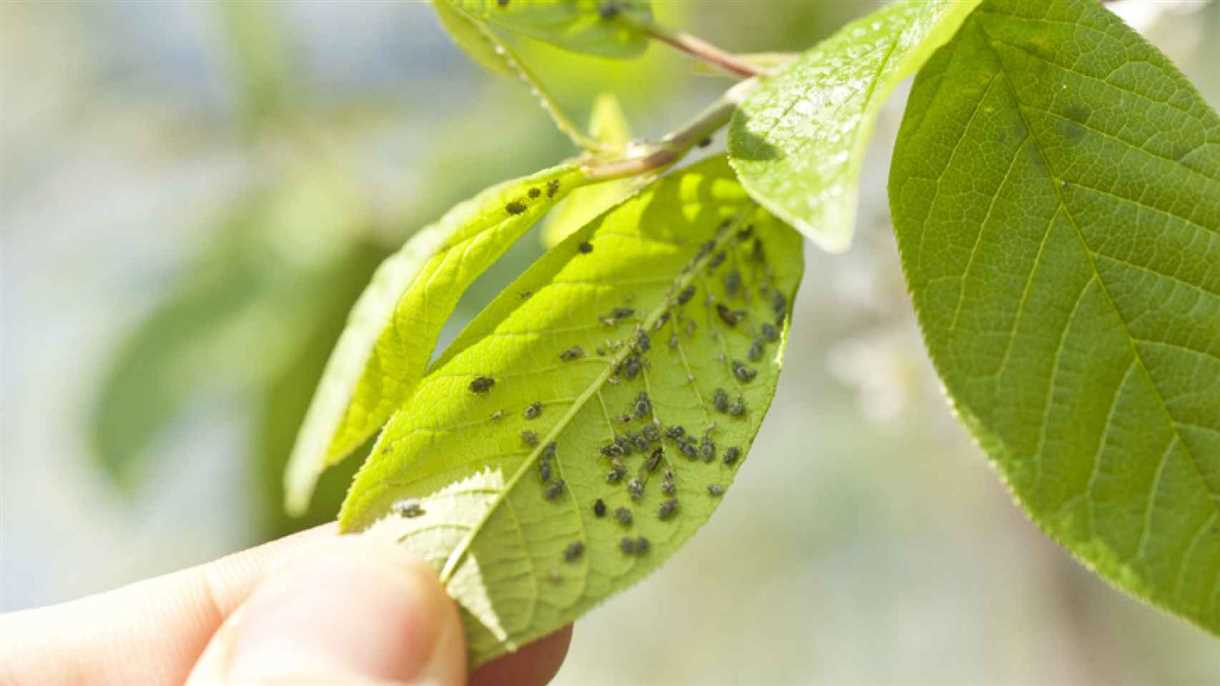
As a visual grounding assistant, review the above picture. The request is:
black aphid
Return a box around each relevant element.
[661,473,676,496]
[728,396,747,417]
[496,0,509,6]
[593,498,607,517]
[559,346,585,361]
[723,446,741,465]
[772,291,787,317]
[539,460,552,483]
[614,435,634,456]
[641,424,660,443]
[542,441,557,459]
[545,479,566,500]
[469,376,495,393]
[619,537,637,555]
[615,506,633,526]
[611,307,634,319]
[679,439,698,459]
[653,312,670,331]
[528,187,541,199]
[696,240,715,259]
[506,201,527,215]
[724,270,742,296]
[697,136,713,148]
[601,443,623,458]
[634,391,652,419]
[707,484,725,497]
[607,461,627,483]
[700,436,716,462]
[393,500,426,518]
[713,388,730,413]
[716,303,740,327]
[737,225,754,241]
[636,332,651,353]
[732,360,758,383]
[676,285,696,306]
[564,541,585,562]
[619,354,641,380]
[666,425,686,440]
[658,498,679,520]
[761,322,779,342]
[645,447,663,473]
[524,401,543,420]
[521,430,539,447]
[636,536,650,554]
[598,0,621,20]
[520,290,532,300]
[546,179,560,197]
[748,339,765,362]
[628,478,645,501]
[578,240,594,254]
[631,433,649,452]
[708,251,727,270]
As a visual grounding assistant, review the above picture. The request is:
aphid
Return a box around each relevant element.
[542,441,557,460]
[728,396,747,417]
[618,414,633,424]
[528,187,541,199]
[645,447,663,473]
[614,435,634,456]
[619,537,638,555]
[593,498,607,517]
[676,285,696,306]
[559,346,585,361]
[635,536,651,554]
[469,376,495,394]
[661,473,676,496]
[732,360,758,383]
[696,240,716,259]
[724,270,742,296]
[658,498,679,520]
[641,424,660,443]
[539,460,552,483]
[490,410,504,421]
[716,303,740,327]
[751,238,766,262]
[700,436,716,462]
[392,500,426,518]
[697,136,713,148]
[679,439,698,459]
[737,225,754,241]
[546,179,560,197]
[607,461,627,483]
[631,433,649,452]
[598,0,621,20]
[666,425,686,440]
[636,332,651,353]
[707,251,727,270]
[761,322,779,342]
[615,506,633,526]
[578,241,594,254]
[723,446,741,465]
[633,391,652,419]
[521,430,539,447]
[519,290,532,300]
[748,339,765,362]
[707,484,725,497]
[523,401,543,420]
[772,291,787,317]
[506,201,527,215]
[601,443,623,458]
[545,479,566,500]
[611,306,634,319]
[652,312,670,331]
[713,388,730,413]
[619,354,641,380]
[628,478,645,501]
[564,541,585,562]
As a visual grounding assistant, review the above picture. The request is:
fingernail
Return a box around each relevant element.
[224,538,465,685]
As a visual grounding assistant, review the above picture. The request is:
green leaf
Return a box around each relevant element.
[890,0,1220,634]
[728,0,981,253]
[448,0,652,59]
[542,93,645,247]
[285,164,592,515]
[340,157,804,665]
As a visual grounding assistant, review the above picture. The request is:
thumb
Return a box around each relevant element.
[187,537,466,686]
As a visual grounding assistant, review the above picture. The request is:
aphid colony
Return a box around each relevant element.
[452,217,788,569]
[501,178,562,216]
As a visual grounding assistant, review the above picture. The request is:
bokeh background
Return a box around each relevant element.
[3,1,1219,683]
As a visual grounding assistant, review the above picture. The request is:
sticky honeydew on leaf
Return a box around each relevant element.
[284,164,592,514]
[729,0,981,253]
[342,156,804,665]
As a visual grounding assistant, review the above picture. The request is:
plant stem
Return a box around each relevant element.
[643,24,765,79]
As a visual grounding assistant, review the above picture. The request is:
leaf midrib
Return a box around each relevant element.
[437,213,751,584]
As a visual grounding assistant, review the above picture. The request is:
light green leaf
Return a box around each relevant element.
[542,93,644,247]
[890,0,1220,634]
[285,164,591,515]
[448,0,652,59]
[728,0,981,253]
[340,157,804,665]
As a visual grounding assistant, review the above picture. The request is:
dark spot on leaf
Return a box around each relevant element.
[578,241,594,254]
[723,446,741,465]
[469,376,495,393]
[658,498,679,520]
[707,484,724,497]
[615,506,633,526]
[559,346,585,361]
[521,430,539,447]
[677,285,696,305]
[528,187,541,199]
[545,479,566,500]
[594,498,607,517]
[761,322,779,342]
[546,179,560,197]
[732,360,757,383]
[564,541,585,562]
[506,201,527,215]
[524,401,543,420]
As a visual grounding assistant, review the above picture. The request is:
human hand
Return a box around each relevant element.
[0,525,571,685]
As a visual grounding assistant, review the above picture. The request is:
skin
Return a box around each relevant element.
[0,525,571,686]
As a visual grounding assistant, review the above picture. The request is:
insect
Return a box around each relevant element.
[707,251,727,270]
[601,443,624,458]
[545,479,566,500]
[707,484,725,497]
[728,396,747,417]
[619,537,638,555]
[748,339,765,362]
[658,498,679,520]
[737,225,754,241]
[724,270,742,296]
[772,291,787,318]
[392,500,426,518]
[641,424,660,443]
[497,0,509,6]
[528,187,541,199]
[607,461,627,483]
[661,472,676,495]
[614,435,634,456]
[697,136,713,148]
[713,388,730,413]
[676,285,696,306]
[665,425,686,440]
[696,240,716,259]
[469,376,495,393]
[679,439,698,459]
[634,391,652,418]
[539,460,552,483]
[636,332,651,353]
[598,0,621,20]
[636,537,651,554]
[505,201,527,215]
[732,360,758,383]
[542,441,557,460]
[628,478,645,501]
[524,401,543,420]
[645,447,663,473]
[578,241,594,254]
[546,179,560,197]
[564,541,585,562]
[652,312,670,331]
[615,506,633,526]
[619,354,641,380]
[521,430,539,447]
[700,436,716,462]
[559,346,585,361]
[723,446,741,465]
[761,322,779,342]
[631,433,650,452]
[593,498,607,517]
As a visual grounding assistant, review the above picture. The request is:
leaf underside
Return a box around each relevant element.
[891,0,1220,633]
[729,0,981,253]
[342,157,805,665]
[449,0,653,59]
[285,165,590,514]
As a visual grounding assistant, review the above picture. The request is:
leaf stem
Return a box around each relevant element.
[642,22,766,79]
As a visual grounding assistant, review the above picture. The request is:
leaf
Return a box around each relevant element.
[542,93,645,247]
[285,164,592,515]
[340,157,804,665]
[728,0,981,253]
[890,0,1220,634]
[447,0,653,59]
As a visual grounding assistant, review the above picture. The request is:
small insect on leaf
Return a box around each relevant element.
[564,541,585,562]
[615,506,633,526]
[505,201,528,216]
[593,498,607,517]
[523,401,543,420]
[469,376,496,393]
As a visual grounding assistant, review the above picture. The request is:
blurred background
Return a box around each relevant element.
[3,1,1219,683]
